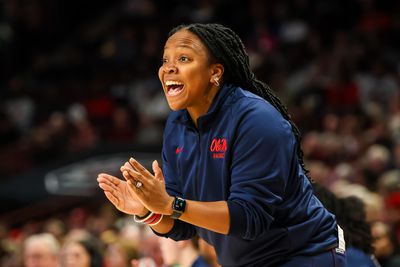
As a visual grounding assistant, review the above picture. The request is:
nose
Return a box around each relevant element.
[163,63,177,74]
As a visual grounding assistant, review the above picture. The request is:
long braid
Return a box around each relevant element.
[169,23,311,179]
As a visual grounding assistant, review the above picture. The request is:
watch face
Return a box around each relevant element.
[173,197,186,212]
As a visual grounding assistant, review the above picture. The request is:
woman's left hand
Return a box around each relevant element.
[121,158,174,215]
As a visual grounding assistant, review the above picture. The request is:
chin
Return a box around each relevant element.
[167,102,185,111]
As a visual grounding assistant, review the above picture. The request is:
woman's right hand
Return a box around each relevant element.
[97,172,146,215]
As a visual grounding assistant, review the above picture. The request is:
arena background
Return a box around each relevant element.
[0,0,399,266]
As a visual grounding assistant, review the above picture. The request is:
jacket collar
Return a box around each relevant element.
[173,84,236,129]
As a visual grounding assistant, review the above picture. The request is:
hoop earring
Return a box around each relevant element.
[214,77,220,87]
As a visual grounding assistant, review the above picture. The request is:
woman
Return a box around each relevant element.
[60,239,103,267]
[158,236,211,267]
[313,184,379,267]
[97,23,346,267]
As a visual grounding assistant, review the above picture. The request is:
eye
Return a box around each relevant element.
[179,56,190,62]
[161,58,168,64]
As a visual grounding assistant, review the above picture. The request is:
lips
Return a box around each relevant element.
[165,80,184,96]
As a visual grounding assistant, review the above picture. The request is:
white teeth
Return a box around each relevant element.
[168,87,184,96]
[165,80,184,96]
[165,81,183,86]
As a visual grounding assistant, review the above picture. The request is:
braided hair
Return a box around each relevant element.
[313,184,374,254]
[168,23,310,179]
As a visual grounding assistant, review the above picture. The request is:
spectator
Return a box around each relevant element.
[158,236,210,267]
[23,233,60,267]
[60,238,103,267]
[103,240,138,267]
[371,222,400,267]
[313,184,379,267]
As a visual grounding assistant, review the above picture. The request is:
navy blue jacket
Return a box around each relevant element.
[160,84,338,266]
[192,256,212,267]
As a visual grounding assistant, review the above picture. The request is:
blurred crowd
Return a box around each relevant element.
[0,203,220,267]
[1,0,400,266]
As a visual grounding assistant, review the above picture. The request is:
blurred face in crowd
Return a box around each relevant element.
[24,242,58,267]
[61,241,91,267]
[158,237,180,266]
[158,29,223,120]
[104,243,128,267]
[372,222,394,258]
[140,235,164,267]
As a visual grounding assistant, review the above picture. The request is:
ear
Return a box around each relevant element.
[209,63,224,85]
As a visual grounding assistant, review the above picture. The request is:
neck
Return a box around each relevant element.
[187,85,219,127]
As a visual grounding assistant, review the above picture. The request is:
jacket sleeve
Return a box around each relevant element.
[155,145,197,240]
[227,100,297,240]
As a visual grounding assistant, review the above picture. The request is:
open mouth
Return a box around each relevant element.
[165,81,184,96]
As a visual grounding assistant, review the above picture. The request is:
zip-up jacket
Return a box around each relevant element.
[160,84,338,267]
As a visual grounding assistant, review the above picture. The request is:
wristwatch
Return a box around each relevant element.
[171,196,186,219]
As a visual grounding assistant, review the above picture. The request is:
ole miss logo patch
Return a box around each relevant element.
[210,138,227,158]
[175,147,183,154]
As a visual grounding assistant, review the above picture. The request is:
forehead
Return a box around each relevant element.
[164,29,207,53]
[25,243,51,254]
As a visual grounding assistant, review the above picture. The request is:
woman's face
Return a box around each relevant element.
[104,243,127,267]
[158,237,180,266]
[62,242,91,267]
[158,29,222,118]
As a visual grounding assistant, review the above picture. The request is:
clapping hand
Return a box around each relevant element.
[97,162,147,215]
[121,158,173,215]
